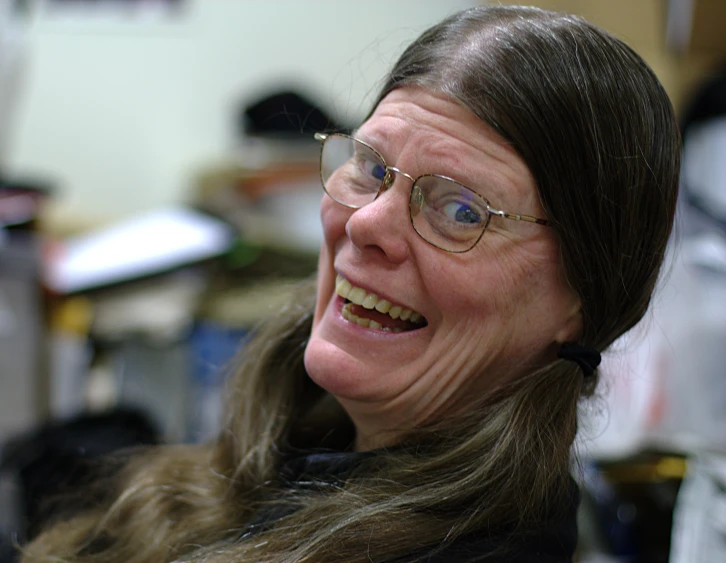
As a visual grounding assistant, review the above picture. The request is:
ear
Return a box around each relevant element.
[554,295,583,344]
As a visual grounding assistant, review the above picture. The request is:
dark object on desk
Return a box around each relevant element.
[240,89,349,138]
[1,408,159,545]
[580,454,685,563]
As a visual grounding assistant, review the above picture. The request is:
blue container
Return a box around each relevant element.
[186,321,250,443]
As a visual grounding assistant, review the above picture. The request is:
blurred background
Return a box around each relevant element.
[0,1,725,562]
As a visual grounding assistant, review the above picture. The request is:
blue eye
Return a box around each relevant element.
[359,157,386,181]
[441,202,483,225]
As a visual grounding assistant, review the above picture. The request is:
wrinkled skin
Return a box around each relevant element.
[304,87,581,450]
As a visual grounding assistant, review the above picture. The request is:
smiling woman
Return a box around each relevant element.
[305,87,583,450]
[22,5,680,563]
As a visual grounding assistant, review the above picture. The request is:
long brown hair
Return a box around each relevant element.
[23,6,680,562]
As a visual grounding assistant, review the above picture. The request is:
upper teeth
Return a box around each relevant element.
[335,275,424,324]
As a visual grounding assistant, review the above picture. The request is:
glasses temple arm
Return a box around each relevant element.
[487,206,550,226]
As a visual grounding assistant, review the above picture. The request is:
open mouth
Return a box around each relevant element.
[336,275,428,333]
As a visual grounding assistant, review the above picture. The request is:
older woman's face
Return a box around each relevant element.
[304,87,580,430]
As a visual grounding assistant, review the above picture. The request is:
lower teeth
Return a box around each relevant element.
[342,303,402,333]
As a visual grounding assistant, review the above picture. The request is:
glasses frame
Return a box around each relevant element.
[314,132,549,253]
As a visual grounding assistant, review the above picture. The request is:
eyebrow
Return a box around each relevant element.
[351,132,487,196]
[347,129,529,212]
[351,128,383,152]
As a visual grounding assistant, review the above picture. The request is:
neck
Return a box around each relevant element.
[353,427,401,452]
[337,398,414,452]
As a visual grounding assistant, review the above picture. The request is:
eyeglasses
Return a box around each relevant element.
[314,133,549,253]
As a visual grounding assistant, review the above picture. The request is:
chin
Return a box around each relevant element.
[304,336,385,402]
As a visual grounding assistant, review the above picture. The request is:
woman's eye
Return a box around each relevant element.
[357,157,386,180]
[440,201,483,225]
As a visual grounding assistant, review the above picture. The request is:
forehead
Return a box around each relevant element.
[357,87,540,211]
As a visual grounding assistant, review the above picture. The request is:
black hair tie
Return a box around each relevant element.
[558,343,601,378]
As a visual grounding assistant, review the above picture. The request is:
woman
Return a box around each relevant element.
[24,5,680,563]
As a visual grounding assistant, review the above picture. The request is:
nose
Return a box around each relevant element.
[344,172,413,264]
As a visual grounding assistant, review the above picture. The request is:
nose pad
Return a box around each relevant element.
[411,185,424,217]
[384,169,395,189]
[377,169,395,198]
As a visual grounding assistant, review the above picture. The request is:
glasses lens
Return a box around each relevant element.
[410,175,491,252]
[320,135,386,208]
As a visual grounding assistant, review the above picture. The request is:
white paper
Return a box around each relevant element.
[45,207,234,293]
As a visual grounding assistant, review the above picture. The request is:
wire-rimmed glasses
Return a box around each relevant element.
[314,133,549,253]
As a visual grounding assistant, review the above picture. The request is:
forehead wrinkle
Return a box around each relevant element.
[414,137,523,207]
[355,117,407,163]
[373,88,520,166]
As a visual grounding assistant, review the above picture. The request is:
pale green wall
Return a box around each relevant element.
[7,0,479,227]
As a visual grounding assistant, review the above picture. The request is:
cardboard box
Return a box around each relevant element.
[668,0,726,55]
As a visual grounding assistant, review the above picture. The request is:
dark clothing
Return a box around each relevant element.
[248,449,579,562]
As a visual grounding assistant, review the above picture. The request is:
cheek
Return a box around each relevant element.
[311,200,335,327]
[312,244,332,329]
[313,197,353,329]
[320,196,349,247]
[426,243,553,324]
[425,256,519,318]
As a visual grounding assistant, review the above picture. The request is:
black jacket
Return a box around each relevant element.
[247,449,579,562]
